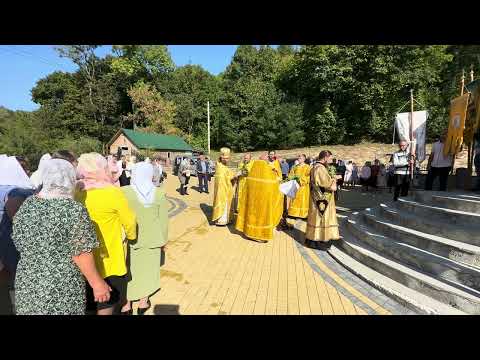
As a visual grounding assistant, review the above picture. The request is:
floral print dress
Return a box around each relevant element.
[12,196,98,315]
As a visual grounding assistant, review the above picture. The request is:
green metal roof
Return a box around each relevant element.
[121,128,193,152]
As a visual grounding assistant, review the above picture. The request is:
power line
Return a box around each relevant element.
[14,46,72,70]
[0,46,71,71]
[6,45,72,71]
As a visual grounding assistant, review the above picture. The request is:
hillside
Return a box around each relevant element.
[210,142,469,170]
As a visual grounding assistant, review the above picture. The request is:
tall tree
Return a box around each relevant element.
[111,45,174,80]
[55,45,99,121]
[126,81,177,135]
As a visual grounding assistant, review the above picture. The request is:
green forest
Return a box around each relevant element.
[1,45,480,165]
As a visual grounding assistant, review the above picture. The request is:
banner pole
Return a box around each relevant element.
[410,89,415,181]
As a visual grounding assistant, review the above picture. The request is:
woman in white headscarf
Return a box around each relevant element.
[29,153,52,189]
[0,155,35,313]
[12,159,111,315]
[120,161,169,315]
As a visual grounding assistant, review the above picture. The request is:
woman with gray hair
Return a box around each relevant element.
[12,159,111,315]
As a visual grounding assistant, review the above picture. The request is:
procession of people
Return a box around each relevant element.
[212,147,341,249]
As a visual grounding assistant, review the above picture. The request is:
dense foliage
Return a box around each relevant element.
[1,45,479,167]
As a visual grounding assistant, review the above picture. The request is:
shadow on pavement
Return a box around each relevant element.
[153,304,180,315]
[289,225,306,247]
[199,203,213,223]
[190,185,207,194]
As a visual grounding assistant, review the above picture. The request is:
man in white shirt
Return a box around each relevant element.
[425,133,453,191]
[393,140,415,201]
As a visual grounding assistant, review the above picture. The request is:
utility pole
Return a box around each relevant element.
[207,101,211,155]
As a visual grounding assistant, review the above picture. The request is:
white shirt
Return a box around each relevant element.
[393,150,410,175]
[431,141,453,168]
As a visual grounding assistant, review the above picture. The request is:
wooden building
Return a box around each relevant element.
[107,128,193,166]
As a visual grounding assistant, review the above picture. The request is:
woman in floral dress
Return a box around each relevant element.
[12,159,111,315]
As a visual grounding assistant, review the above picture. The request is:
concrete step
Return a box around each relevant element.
[395,198,480,227]
[361,209,480,268]
[379,203,480,246]
[415,191,480,213]
[328,242,465,315]
[336,222,480,314]
[347,217,480,292]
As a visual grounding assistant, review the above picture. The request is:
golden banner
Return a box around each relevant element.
[444,93,470,156]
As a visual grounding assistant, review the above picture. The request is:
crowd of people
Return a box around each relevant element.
[177,154,215,196]
[209,138,455,250]
[211,148,342,250]
[0,150,168,315]
[1,131,475,316]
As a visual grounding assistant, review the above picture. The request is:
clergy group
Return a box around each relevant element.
[211,148,340,249]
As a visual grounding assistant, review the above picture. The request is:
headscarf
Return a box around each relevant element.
[29,153,52,189]
[0,155,34,189]
[131,161,155,206]
[77,153,115,191]
[38,159,76,199]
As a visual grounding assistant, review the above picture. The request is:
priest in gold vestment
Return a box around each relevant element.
[235,153,253,212]
[235,157,284,242]
[267,150,282,181]
[306,150,340,250]
[212,147,236,226]
[287,154,311,219]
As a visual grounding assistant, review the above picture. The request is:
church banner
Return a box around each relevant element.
[464,80,480,146]
[444,93,470,156]
[394,110,427,163]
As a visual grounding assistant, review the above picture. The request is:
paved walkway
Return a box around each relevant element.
[147,177,411,315]
[0,179,411,315]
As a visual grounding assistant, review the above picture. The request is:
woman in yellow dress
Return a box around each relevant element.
[287,154,311,219]
[75,153,137,315]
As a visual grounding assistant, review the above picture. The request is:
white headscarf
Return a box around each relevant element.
[0,155,34,189]
[131,161,155,206]
[38,159,76,199]
[30,153,52,189]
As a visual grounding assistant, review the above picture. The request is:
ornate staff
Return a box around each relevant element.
[409,89,415,181]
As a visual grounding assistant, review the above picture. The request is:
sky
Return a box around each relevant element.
[0,45,238,111]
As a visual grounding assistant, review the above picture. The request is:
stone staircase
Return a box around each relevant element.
[329,191,480,314]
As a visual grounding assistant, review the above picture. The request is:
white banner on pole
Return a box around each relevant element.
[394,110,427,163]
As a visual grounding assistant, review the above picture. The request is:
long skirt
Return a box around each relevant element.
[126,247,161,301]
